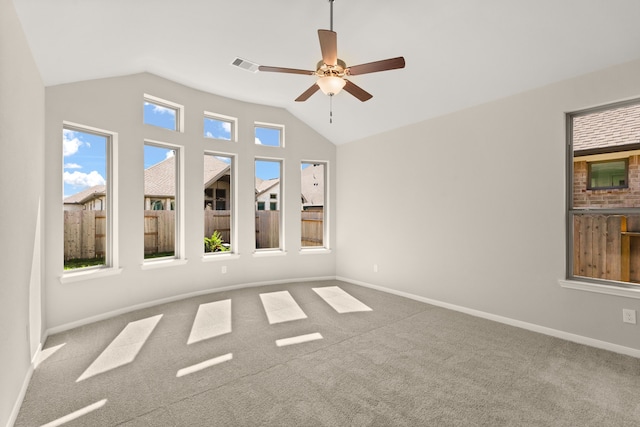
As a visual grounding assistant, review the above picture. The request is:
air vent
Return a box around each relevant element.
[231,57,259,73]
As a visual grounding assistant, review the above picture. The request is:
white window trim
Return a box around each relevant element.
[203,151,237,257]
[143,139,184,264]
[144,94,185,132]
[204,111,238,142]
[61,122,119,278]
[559,279,640,300]
[255,121,285,147]
[300,160,330,251]
[255,157,284,253]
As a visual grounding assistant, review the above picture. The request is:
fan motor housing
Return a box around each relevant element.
[316,59,347,78]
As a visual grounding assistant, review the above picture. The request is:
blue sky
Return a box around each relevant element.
[63,104,286,198]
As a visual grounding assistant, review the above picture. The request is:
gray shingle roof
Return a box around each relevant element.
[63,185,106,204]
[573,102,640,152]
[301,164,324,207]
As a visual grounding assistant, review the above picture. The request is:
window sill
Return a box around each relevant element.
[141,258,188,270]
[202,253,240,262]
[60,267,123,284]
[299,248,332,255]
[253,250,287,258]
[558,279,640,299]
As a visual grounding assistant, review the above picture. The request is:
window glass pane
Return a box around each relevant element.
[204,116,232,140]
[63,128,108,270]
[144,144,176,259]
[589,160,627,189]
[204,154,232,254]
[255,159,281,249]
[144,100,177,131]
[255,125,282,147]
[572,213,640,284]
[301,162,325,247]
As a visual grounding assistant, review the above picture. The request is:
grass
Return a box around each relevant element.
[65,252,175,270]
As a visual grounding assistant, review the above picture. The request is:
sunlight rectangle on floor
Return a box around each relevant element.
[187,299,231,344]
[40,399,107,427]
[176,353,233,377]
[312,286,372,313]
[259,291,307,324]
[276,332,323,347]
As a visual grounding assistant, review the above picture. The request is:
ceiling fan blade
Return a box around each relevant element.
[347,57,406,76]
[295,83,320,102]
[343,80,373,102]
[318,29,338,66]
[258,66,315,75]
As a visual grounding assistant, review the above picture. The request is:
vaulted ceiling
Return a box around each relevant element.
[13,0,640,145]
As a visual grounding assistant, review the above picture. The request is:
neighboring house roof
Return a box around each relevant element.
[255,177,279,196]
[63,185,105,205]
[301,164,324,207]
[573,103,640,154]
[146,155,231,197]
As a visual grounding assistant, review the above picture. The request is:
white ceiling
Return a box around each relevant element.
[13,0,640,145]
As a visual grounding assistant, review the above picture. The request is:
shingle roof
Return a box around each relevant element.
[145,155,231,197]
[255,178,279,196]
[573,102,640,152]
[301,164,324,207]
[63,185,106,204]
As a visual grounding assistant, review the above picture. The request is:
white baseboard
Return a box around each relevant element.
[46,276,336,336]
[337,276,640,359]
[6,364,34,427]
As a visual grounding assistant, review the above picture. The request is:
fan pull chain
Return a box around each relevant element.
[329,95,333,124]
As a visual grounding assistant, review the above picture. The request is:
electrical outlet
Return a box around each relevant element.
[221,265,227,274]
[373,264,378,273]
[622,309,636,324]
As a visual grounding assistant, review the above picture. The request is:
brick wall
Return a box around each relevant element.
[573,155,640,208]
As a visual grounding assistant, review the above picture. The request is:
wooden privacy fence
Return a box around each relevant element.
[64,210,106,261]
[64,209,324,259]
[573,214,640,282]
[301,210,323,247]
[144,211,175,255]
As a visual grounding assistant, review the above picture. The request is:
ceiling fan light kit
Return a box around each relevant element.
[252,0,406,106]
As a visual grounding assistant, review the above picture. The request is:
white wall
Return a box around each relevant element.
[45,73,336,329]
[0,0,45,424]
[337,58,640,352]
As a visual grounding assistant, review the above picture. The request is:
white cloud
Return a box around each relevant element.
[63,170,105,188]
[221,122,231,133]
[64,163,82,169]
[206,131,214,138]
[165,150,175,159]
[145,102,175,115]
[63,130,85,157]
[255,137,263,145]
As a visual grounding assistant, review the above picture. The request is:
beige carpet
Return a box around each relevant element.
[15,280,640,426]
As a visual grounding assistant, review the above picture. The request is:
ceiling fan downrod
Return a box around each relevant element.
[329,0,334,31]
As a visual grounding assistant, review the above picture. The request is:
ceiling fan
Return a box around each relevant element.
[258,0,405,103]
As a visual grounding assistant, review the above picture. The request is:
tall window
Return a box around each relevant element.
[143,94,183,131]
[255,159,282,250]
[301,162,326,248]
[144,143,179,260]
[204,112,236,141]
[204,153,233,254]
[62,125,112,270]
[568,100,640,286]
[255,123,284,147]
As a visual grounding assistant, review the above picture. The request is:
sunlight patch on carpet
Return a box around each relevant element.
[259,291,307,324]
[40,399,107,427]
[312,286,372,313]
[187,299,231,344]
[176,353,233,377]
[276,332,323,347]
[76,314,162,382]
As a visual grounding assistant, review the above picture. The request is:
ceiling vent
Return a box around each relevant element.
[231,57,259,73]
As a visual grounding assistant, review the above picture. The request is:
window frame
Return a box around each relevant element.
[143,94,184,132]
[143,140,184,263]
[255,122,285,148]
[61,121,119,276]
[566,98,640,290]
[254,157,284,252]
[300,161,329,251]
[203,151,236,257]
[204,111,237,142]
[586,158,629,190]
